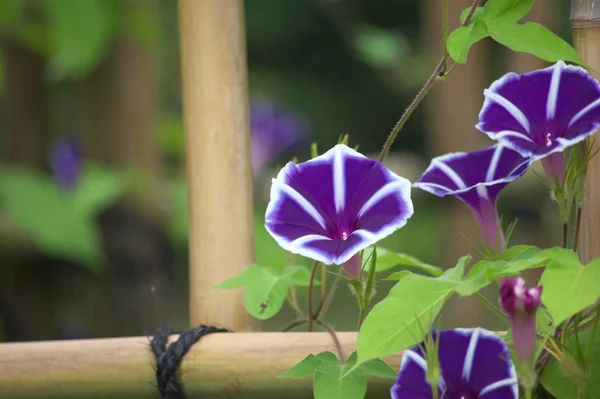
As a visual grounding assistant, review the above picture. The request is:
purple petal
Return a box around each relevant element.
[414,145,527,252]
[49,138,84,190]
[477,61,600,160]
[391,348,441,399]
[249,96,309,175]
[391,328,518,399]
[413,145,530,206]
[265,144,413,265]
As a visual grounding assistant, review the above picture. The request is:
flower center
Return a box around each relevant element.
[342,231,348,240]
[545,133,552,147]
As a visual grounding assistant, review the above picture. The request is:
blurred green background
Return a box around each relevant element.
[0,0,568,342]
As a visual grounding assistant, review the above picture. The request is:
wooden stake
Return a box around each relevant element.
[0,332,400,399]
[179,0,258,330]
[572,0,600,263]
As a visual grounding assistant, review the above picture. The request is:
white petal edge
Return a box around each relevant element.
[485,145,503,182]
[395,348,448,393]
[403,349,428,372]
[333,144,345,213]
[413,146,530,198]
[546,61,563,120]
[569,97,600,128]
[483,89,531,134]
[432,158,468,190]
[264,228,338,265]
[461,327,480,382]
[479,377,519,397]
[497,124,600,162]
[357,179,411,219]
[453,328,518,398]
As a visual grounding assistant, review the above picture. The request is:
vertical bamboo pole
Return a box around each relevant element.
[572,0,600,264]
[178,0,258,331]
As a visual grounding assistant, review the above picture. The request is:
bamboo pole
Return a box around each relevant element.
[572,0,600,264]
[179,0,258,330]
[0,332,401,399]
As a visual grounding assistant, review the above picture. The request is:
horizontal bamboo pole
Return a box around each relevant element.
[0,332,401,399]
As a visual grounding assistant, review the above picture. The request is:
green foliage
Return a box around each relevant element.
[487,22,585,66]
[352,26,410,69]
[448,0,585,67]
[0,164,123,270]
[362,246,442,276]
[216,263,318,320]
[356,247,551,366]
[541,326,600,399]
[539,249,600,325]
[41,0,117,81]
[280,351,395,399]
[355,257,468,366]
[447,22,488,64]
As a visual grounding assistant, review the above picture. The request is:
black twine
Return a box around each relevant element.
[151,325,229,399]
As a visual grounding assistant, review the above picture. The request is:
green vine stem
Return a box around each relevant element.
[572,205,583,251]
[475,292,508,321]
[307,260,320,332]
[314,265,343,320]
[378,0,484,163]
[286,251,303,317]
[317,320,346,364]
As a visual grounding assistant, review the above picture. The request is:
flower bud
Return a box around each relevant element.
[499,277,543,363]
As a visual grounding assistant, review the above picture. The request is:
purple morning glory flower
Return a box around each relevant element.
[476,61,600,184]
[391,328,518,399]
[265,144,413,271]
[413,145,530,253]
[250,96,309,176]
[49,138,84,190]
[499,277,543,364]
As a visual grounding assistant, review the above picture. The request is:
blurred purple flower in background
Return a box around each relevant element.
[49,138,84,190]
[391,328,518,399]
[265,144,413,278]
[476,61,600,185]
[414,145,530,253]
[250,96,309,176]
[499,277,543,364]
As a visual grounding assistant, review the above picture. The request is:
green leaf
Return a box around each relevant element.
[359,357,397,379]
[314,353,367,399]
[487,22,585,66]
[280,352,376,399]
[363,246,442,276]
[479,0,535,23]
[459,5,485,24]
[385,270,412,281]
[278,354,324,379]
[0,166,105,270]
[487,245,541,261]
[447,22,488,64]
[539,251,600,325]
[356,273,456,365]
[216,264,318,320]
[71,164,123,215]
[42,0,117,81]
[278,351,339,379]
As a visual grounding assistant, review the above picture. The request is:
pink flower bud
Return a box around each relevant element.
[343,252,362,280]
[499,277,543,363]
